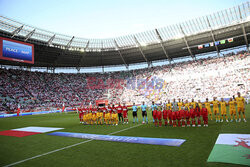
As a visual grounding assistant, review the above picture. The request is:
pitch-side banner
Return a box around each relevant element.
[207,134,250,166]
[48,132,186,146]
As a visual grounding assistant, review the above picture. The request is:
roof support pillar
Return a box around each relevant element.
[114,39,128,69]
[179,25,195,60]
[11,25,23,38]
[24,29,35,41]
[133,36,149,63]
[206,17,220,57]
[155,28,171,63]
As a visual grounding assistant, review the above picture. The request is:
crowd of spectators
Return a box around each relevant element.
[0,50,249,112]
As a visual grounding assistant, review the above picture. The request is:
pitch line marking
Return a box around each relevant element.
[3,124,142,167]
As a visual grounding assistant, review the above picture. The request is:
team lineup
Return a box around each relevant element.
[77,92,246,127]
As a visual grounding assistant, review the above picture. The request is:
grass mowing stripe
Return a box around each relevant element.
[3,124,142,167]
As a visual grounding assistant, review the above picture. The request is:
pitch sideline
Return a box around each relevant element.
[3,124,142,167]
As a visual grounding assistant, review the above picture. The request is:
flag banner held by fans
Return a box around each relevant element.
[220,40,226,44]
[207,134,250,166]
[228,38,233,42]
[198,45,203,49]
[215,41,220,46]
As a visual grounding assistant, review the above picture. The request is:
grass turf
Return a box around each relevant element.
[0,104,249,167]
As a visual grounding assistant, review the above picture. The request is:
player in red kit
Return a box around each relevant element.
[157,102,163,127]
[202,103,208,127]
[172,111,177,127]
[167,107,172,126]
[78,106,83,124]
[195,103,201,127]
[176,110,181,127]
[102,106,107,119]
[190,105,196,127]
[185,107,191,127]
[163,106,168,126]
[107,104,112,114]
[180,107,186,127]
[122,103,128,124]
[116,102,123,124]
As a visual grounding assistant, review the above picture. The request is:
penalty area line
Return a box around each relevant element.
[3,124,142,167]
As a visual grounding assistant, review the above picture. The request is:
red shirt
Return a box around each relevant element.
[202,108,208,117]
[185,110,190,118]
[117,105,123,114]
[122,106,128,114]
[167,109,172,118]
[78,108,82,113]
[190,108,196,118]
[112,107,117,113]
[107,107,112,114]
[180,110,185,118]
[102,107,107,113]
[163,110,168,116]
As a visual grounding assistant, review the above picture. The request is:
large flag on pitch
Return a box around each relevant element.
[207,134,250,166]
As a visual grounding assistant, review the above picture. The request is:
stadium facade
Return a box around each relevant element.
[0,2,249,72]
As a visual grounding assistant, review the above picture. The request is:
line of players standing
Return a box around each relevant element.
[77,103,128,126]
[77,92,246,127]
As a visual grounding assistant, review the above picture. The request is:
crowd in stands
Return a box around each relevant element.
[0,50,249,112]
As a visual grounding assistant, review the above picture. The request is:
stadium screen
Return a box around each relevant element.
[0,37,34,64]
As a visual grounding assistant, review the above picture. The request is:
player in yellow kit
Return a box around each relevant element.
[211,97,220,122]
[166,100,172,110]
[177,98,184,110]
[236,92,246,122]
[190,99,196,109]
[197,100,202,110]
[220,98,228,122]
[96,107,103,125]
[184,100,190,111]
[228,97,237,122]
[204,98,212,120]
[87,110,92,124]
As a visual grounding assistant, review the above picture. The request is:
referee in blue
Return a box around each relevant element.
[132,102,138,123]
[141,101,148,124]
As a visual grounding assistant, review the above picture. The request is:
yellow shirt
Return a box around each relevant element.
[236,97,245,107]
[220,101,227,110]
[198,103,202,110]
[166,103,172,110]
[204,102,211,110]
[211,100,219,108]
[177,102,183,110]
[228,101,236,110]
[190,102,196,108]
[184,103,190,110]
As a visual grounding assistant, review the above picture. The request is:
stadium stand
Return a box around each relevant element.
[0,50,249,112]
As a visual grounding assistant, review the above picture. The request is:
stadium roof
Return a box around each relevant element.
[0,2,249,68]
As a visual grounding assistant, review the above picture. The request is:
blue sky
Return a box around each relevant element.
[0,0,247,39]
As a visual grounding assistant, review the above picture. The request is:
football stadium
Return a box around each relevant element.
[0,0,250,166]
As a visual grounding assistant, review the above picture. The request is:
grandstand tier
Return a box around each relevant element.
[0,51,249,112]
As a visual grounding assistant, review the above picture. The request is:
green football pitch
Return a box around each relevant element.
[0,105,249,167]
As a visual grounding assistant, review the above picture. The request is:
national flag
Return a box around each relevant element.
[204,43,210,47]
[215,41,220,46]
[210,42,214,46]
[228,38,233,42]
[220,40,226,44]
[198,45,203,49]
[207,134,250,166]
